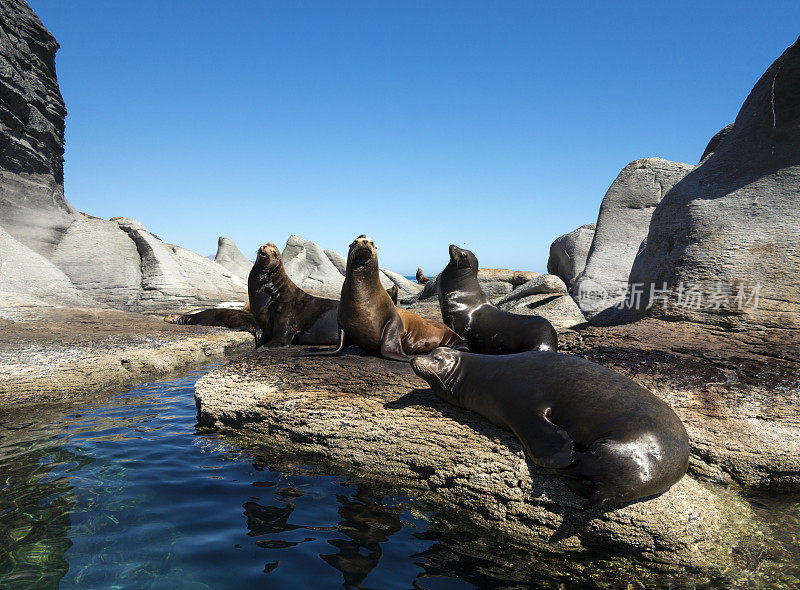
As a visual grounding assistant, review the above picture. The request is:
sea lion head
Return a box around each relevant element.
[411,347,462,398]
[347,234,378,272]
[256,242,283,273]
[447,245,479,272]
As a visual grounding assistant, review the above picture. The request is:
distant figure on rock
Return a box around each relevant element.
[416,268,430,284]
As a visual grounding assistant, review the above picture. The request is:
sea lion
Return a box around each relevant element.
[320,235,463,361]
[416,267,430,284]
[411,348,690,506]
[248,242,340,347]
[438,245,557,354]
[163,308,263,344]
[248,242,400,347]
[386,284,399,305]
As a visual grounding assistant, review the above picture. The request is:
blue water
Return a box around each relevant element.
[1,367,797,588]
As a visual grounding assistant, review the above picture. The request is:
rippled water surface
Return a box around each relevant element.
[1,367,798,588]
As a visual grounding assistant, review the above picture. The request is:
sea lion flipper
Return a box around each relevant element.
[312,326,348,356]
[514,414,575,469]
[379,316,410,361]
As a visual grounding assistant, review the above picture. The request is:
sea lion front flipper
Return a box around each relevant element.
[311,326,348,356]
[379,316,410,362]
[512,412,576,469]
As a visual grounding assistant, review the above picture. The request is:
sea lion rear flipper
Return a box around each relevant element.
[380,316,410,361]
[311,326,348,356]
[513,413,575,469]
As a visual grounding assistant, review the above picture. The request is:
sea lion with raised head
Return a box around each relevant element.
[164,308,263,345]
[411,348,690,506]
[416,267,430,284]
[438,245,557,354]
[249,242,400,347]
[320,235,463,361]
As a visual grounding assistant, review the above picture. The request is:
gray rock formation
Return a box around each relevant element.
[699,123,733,162]
[213,236,252,281]
[630,36,800,331]
[324,249,347,276]
[547,223,595,289]
[195,347,762,573]
[281,235,345,297]
[496,274,567,305]
[572,158,693,325]
[418,268,539,302]
[0,223,97,311]
[0,0,72,258]
[498,294,587,331]
[377,267,422,297]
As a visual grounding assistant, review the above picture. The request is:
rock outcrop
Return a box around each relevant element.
[214,236,252,281]
[547,223,595,289]
[0,1,247,314]
[195,347,763,572]
[281,235,345,298]
[571,158,693,325]
[492,274,586,330]
[631,36,800,331]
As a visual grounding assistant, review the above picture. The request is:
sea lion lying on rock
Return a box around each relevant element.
[439,245,557,354]
[320,235,463,361]
[249,242,400,347]
[411,348,690,506]
[163,309,263,345]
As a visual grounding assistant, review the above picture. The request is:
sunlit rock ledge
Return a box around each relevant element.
[195,346,767,571]
[0,307,253,408]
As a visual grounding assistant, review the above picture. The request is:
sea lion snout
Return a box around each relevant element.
[411,347,460,389]
[348,235,377,266]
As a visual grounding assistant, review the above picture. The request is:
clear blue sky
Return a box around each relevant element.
[30,1,799,275]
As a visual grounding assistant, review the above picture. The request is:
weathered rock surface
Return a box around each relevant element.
[324,248,347,276]
[418,268,539,302]
[0,223,97,309]
[377,267,423,297]
[195,347,759,570]
[547,223,595,289]
[572,158,693,325]
[498,293,587,331]
[631,36,800,331]
[214,236,252,281]
[282,235,345,298]
[699,123,733,162]
[0,0,70,258]
[496,274,567,304]
[0,306,252,407]
[559,318,800,489]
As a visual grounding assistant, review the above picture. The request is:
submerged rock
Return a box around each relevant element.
[195,347,760,571]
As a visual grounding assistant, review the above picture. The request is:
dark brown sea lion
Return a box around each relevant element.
[411,348,690,507]
[163,308,263,345]
[438,245,557,354]
[248,242,401,347]
[386,284,399,305]
[248,242,339,347]
[416,267,430,284]
[320,235,463,361]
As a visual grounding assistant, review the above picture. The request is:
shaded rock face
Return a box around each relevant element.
[0,0,73,257]
[572,158,693,325]
[631,36,800,331]
[282,235,345,298]
[195,347,760,571]
[547,223,595,289]
[214,236,252,281]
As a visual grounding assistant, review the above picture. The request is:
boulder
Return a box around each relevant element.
[418,269,539,302]
[378,267,423,297]
[195,347,762,572]
[547,223,595,289]
[496,274,567,305]
[498,293,586,331]
[630,36,800,331]
[572,158,693,325]
[213,236,252,281]
[0,223,97,312]
[281,235,344,298]
[324,249,347,276]
[699,123,733,162]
